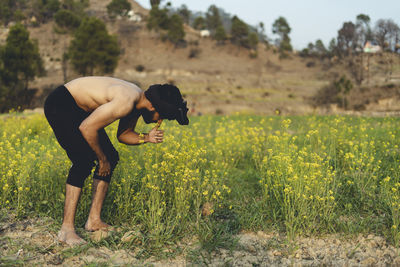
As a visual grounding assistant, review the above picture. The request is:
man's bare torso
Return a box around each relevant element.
[65,76,142,113]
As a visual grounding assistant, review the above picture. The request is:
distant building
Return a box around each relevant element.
[363,41,382,53]
[200,30,210,38]
[127,10,142,22]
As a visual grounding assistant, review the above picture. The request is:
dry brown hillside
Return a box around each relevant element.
[2,0,400,115]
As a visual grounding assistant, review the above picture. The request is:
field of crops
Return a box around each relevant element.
[1,113,399,252]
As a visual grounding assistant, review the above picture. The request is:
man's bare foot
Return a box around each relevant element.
[85,219,112,232]
[58,228,87,246]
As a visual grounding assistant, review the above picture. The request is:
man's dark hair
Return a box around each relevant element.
[144,84,189,125]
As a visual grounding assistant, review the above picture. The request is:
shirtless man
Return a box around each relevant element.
[44,76,189,245]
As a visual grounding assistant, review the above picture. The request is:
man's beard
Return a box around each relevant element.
[141,109,156,124]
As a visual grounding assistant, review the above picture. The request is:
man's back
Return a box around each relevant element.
[65,76,141,113]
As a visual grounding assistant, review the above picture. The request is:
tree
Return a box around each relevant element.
[314,39,327,56]
[32,0,61,23]
[231,15,249,47]
[68,17,120,75]
[147,4,170,31]
[60,0,89,15]
[150,0,161,7]
[206,5,222,34]
[374,19,400,51]
[337,21,357,56]
[328,38,338,57]
[257,22,267,43]
[272,17,292,56]
[107,0,131,19]
[214,24,226,44]
[0,23,44,112]
[356,14,372,48]
[193,16,206,30]
[177,4,191,24]
[272,17,291,39]
[1,23,44,88]
[248,32,259,50]
[0,0,26,25]
[335,76,353,108]
[167,14,185,45]
[54,9,81,31]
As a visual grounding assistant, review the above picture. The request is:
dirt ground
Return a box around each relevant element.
[1,212,400,266]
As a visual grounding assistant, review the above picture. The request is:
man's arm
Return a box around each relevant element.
[117,111,145,145]
[117,114,163,145]
[79,95,134,175]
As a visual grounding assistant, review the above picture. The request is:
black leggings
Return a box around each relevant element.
[44,85,119,188]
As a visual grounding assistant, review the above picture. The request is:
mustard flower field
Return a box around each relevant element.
[0,114,399,248]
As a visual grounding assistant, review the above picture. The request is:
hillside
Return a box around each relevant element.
[1,0,400,115]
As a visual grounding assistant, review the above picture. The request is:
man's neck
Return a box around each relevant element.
[135,92,147,110]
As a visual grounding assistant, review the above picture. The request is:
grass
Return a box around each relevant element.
[0,113,400,258]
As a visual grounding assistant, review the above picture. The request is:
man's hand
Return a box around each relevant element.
[148,120,164,143]
[98,159,111,176]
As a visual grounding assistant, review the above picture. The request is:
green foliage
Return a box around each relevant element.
[300,39,327,58]
[193,16,206,30]
[167,14,185,45]
[177,4,190,24]
[1,23,44,87]
[272,16,291,37]
[2,114,400,247]
[337,21,356,56]
[230,15,249,47]
[272,16,292,56]
[0,0,26,25]
[247,32,259,50]
[147,3,185,46]
[205,5,222,33]
[0,23,44,112]
[312,75,353,108]
[214,25,226,44]
[54,9,81,31]
[147,4,170,31]
[150,0,161,7]
[32,0,61,23]
[106,0,131,19]
[68,17,120,75]
[61,0,89,12]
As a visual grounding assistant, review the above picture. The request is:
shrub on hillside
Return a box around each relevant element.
[107,0,131,19]
[54,9,81,32]
[167,14,185,45]
[311,75,353,109]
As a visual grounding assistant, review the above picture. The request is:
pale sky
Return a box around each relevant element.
[134,0,400,50]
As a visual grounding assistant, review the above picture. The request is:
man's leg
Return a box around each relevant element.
[85,179,111,231]
[85,129,119,231]
[58,184,87,245]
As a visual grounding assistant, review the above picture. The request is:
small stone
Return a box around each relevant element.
[256,231,272,239]
[273,250,282,256]
[90,230,110,242]
[367,234,374,239]
[361,257,376,266]
[246,244,257,254]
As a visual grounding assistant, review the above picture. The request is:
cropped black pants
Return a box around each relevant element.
[44,85,119,188]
